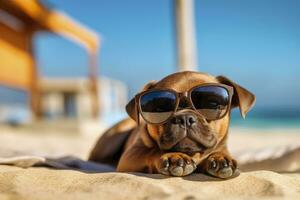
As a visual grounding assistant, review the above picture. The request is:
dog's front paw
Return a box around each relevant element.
[203,152,237,179]
[156,153,197,176]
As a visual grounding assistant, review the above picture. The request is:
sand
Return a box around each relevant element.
[0,125,300,199]
[0,165,300,200]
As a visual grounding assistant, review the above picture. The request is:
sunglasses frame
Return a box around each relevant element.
[135,83,234,125]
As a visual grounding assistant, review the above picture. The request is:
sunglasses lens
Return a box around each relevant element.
[140,91,177,124]
[191,86,230,120]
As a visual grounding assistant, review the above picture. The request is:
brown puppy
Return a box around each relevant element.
[89,71,255,178]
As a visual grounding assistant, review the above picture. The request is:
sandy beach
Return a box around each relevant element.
[0,166,300,200]
[0,124,300,200]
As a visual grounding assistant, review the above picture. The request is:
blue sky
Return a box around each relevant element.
[35,0,300,109]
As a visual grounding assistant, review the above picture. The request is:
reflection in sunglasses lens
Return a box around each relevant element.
[140,91,176,123]
[191,86,229,120]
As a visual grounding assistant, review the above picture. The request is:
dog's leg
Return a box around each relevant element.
[198,150,237,179]
[116,145,161,173]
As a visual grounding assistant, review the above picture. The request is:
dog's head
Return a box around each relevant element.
[126,71,255,153]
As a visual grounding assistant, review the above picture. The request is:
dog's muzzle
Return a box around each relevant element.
[158,111,217,153]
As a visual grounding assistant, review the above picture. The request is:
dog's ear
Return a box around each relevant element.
[126,81,157,122]
[217,76,256,118]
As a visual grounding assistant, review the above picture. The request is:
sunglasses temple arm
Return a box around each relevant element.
[137,109,140,126]
[135,97,140,125]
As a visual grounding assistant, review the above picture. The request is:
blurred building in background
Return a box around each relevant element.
[0,0,127,133]
[39,76,127,123]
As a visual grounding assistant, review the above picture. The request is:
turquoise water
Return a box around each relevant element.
[231,117,300,128]
[230,108,300,128]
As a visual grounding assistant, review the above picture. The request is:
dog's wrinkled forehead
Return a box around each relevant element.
[153,71,218,92]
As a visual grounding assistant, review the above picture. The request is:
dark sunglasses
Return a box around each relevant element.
[135,84,234,124]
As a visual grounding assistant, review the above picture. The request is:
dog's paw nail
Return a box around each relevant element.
[210,160,217,169]
[162,159,169,168]
[177,158,184,167]
[221,160,228,168]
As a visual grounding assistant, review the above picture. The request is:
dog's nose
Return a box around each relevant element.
[171,114,197,127]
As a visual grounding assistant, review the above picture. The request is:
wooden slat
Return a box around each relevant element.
[11,0,99,52]
[0,22,33,90]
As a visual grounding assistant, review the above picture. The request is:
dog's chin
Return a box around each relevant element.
[170,137,206,154]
